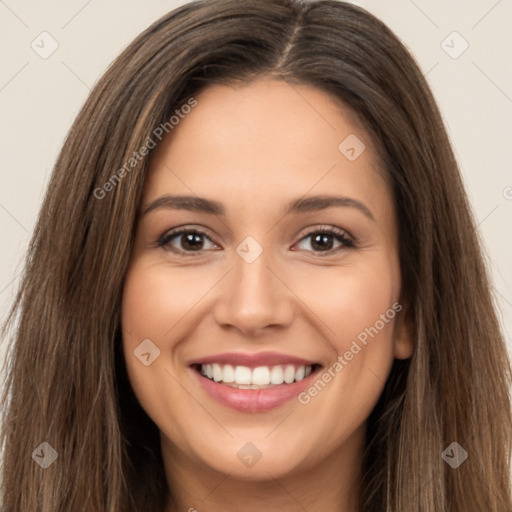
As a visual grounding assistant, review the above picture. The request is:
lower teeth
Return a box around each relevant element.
[203,377,296,388]
[222,382,279,389]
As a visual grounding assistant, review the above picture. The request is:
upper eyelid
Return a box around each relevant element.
[160,226,218,244]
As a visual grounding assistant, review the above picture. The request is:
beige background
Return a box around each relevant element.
[1,0,511,390]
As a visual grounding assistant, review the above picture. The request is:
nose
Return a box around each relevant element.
[212,244,294,337]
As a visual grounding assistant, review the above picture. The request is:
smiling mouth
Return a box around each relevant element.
[191,363,322,389]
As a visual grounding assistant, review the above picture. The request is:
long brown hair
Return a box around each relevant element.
[1,1,511,510]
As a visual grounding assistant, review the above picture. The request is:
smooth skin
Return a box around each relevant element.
[121,76,413,512]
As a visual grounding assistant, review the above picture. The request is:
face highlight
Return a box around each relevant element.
[121,77,412,497]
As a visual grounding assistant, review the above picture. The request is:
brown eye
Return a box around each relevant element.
[294,227,355,254]
[158,229,220,254]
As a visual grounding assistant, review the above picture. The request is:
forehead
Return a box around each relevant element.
[144,77,392,222]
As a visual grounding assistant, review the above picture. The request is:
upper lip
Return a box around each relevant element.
[188,351,320,368]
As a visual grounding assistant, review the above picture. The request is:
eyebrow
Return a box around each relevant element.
[142,194,375,221]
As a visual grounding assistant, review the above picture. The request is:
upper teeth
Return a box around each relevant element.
[200,363,313,387]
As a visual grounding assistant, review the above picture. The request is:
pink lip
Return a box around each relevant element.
[192,371,318,412]
[187,351,321,412]
[187,351,318,368]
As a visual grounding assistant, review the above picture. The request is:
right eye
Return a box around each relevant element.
[158,228,221,255]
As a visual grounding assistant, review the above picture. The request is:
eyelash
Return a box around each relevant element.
[157,225,356,256]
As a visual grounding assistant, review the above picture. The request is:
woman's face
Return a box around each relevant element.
[121,77,412,481]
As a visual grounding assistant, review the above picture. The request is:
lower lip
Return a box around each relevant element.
[191,367,319,412]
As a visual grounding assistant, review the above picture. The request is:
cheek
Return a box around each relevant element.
[120,261,199,435]
[297,255,399,347]
[122,262,201,341]
[294,255,399,419]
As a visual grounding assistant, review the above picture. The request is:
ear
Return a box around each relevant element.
[393,301,414,360]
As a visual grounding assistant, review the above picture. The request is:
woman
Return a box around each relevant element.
[1,1,511,511]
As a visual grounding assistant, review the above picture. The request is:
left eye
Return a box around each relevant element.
[294,227,354,254]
